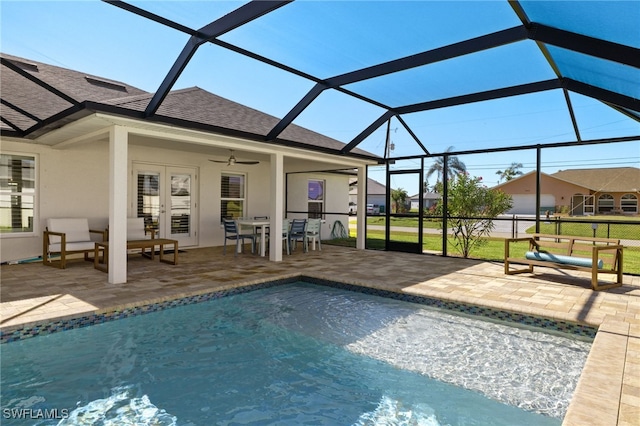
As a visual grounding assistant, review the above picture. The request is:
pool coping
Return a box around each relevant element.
[0,273,598,343]
[0,269,635,426]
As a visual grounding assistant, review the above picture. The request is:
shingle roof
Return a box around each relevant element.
[551,167,640,192]
[0,53,147,132]
[0,53,377,158]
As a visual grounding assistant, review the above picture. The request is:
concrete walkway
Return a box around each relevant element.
[1,245,639,425]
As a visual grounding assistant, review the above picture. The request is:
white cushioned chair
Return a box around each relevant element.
[127,217,156,240]
[43,218,106,268]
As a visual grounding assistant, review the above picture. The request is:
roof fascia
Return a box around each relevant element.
[10,101,379,162]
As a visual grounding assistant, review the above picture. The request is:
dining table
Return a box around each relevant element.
[236,218,270,257]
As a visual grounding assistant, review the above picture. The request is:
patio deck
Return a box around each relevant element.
[1,245,639,425]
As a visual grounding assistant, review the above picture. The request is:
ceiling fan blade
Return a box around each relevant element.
[209,149,259,165]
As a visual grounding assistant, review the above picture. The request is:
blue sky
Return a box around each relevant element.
[2,1,638,193]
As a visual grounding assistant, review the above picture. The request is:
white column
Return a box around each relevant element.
[356,166,366,250]
[108,125,128,284]
[269,152,284,261]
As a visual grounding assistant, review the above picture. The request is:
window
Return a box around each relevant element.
[221,173,245,220]
[308,179,324,219]
[0,153,36,235]
[597,193,614,214]
[621,194,638,213]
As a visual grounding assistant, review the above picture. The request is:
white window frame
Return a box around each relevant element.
[621,193,638,213]
[0,152,38,238]
[597,193,614,214]
[221,172,247,220]
[308,179,325,219]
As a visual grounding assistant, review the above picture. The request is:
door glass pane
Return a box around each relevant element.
[170,174,191,235]
[137,172,160,232]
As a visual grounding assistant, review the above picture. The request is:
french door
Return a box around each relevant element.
[133,163,198,247]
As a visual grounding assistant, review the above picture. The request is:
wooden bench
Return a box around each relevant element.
[504,233,623,291]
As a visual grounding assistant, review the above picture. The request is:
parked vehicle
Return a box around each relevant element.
[366,204,380,215]
[349,202,357,215]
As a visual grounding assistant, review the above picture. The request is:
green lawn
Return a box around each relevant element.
[329,228,640,275]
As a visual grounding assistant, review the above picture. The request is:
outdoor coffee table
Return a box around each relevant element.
[94,238,178,272]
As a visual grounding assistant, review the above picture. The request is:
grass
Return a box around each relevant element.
[327,228,640,275]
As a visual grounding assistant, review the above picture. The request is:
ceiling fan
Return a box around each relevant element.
[209,150,259,166]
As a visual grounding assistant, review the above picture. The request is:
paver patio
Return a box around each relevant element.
[1,245,639,425]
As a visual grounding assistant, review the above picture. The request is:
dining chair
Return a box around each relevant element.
[223,219,255,256]
[288,218,308,253]
[254,216,270,243]
[282,219,291,255]
[305,218,322,251]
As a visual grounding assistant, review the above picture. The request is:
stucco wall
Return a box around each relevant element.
[1,139,351,263]
[286,172,350,240]
[499,173,588,214]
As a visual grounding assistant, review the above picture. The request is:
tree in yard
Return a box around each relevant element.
[496,162,523,183]
[391,187,409,213]
[426,146,466,185]
[435,173,513,258]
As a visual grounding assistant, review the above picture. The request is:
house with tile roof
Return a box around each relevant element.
[494,167,640,216]
[0,53,379,282]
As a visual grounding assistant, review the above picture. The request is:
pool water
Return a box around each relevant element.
[0,282,590,425]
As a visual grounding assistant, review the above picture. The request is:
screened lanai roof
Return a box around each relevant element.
[1,1,639,160]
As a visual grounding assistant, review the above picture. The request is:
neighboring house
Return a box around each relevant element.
[494,167,640,216]
[0,53,378,280]
[409,192,441,212]
[349,177,387,214]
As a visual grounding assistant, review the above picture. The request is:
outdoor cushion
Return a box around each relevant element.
[525,251,603,269]
[48,241,96,253]
[46,218,91,245]
[127,217,150,240]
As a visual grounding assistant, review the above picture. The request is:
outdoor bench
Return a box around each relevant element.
[504,233,623,291]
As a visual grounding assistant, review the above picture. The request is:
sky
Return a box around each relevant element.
[1,0,638,195]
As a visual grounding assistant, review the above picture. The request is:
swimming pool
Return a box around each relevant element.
[1,281,591,425]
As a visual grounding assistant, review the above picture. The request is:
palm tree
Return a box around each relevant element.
[496,162,524,183]
[391,187,409,213]
[426,146,467,184]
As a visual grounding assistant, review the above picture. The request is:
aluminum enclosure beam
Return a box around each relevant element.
[144,1,291,117]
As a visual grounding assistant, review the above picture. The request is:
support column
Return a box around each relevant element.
[269,152,284,261]
[108,125,128,284]
[356,166,366,250]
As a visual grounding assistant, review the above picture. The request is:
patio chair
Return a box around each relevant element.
[282,219,291,255]
[223,219,255,256]
[43,218,107,268]
[305,218,322,251]
[288,218,308,253]
[127,217,157,240]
